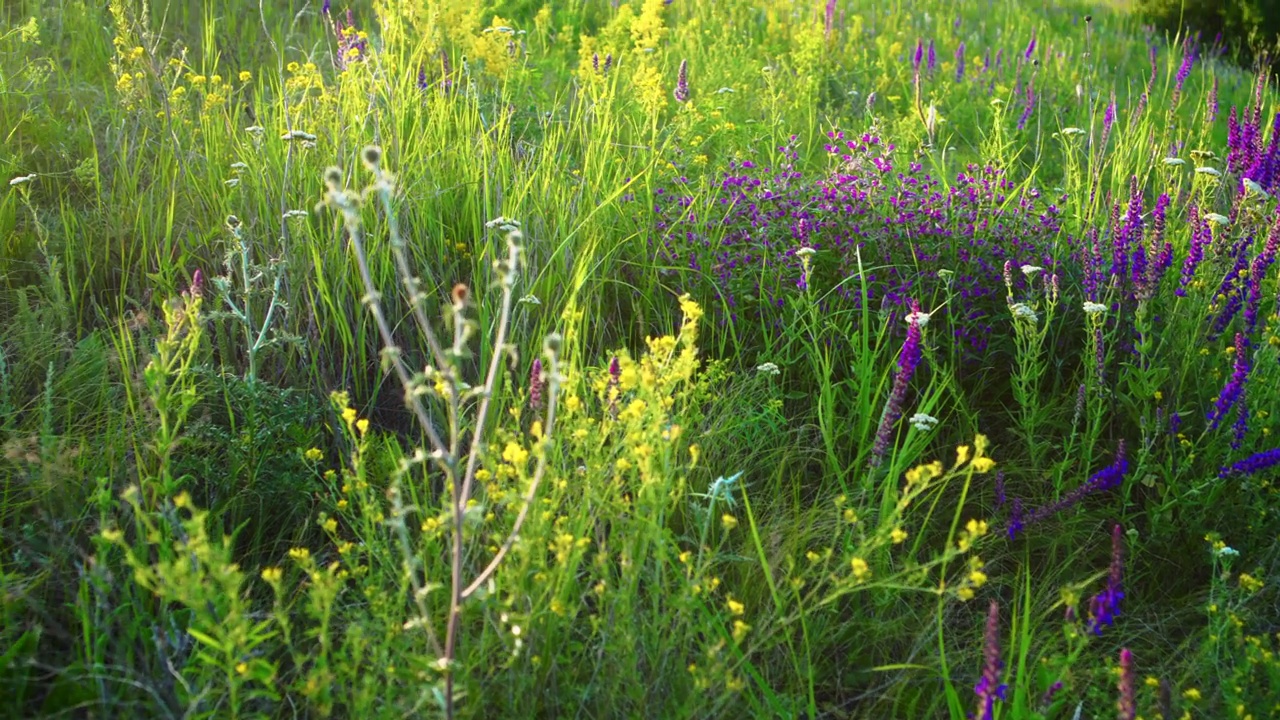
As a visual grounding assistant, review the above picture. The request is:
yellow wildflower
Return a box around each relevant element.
[721,514,738,531]
[891,527,908,544]
[304,447,324,461]
[851,557,871,581]
[239,70,252,82]
[726,598,744,615]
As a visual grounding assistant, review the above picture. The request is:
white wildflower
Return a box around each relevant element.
[1020,265,1044,277]
[904,310,930,327]
[795,246,817,258]
[715,87,736,94]
[909,413,939,432]
[1162,157,1186,166]
[517,294,541,305]
[1216,545,1239,558]
[283,210,309,220]
[245,125,265,135]
[936,269,954,280]
[1060,127,1086,136]
[1010,303,1039,323]
[230,162,248,170]
[9,174,35,186]
[1194,166,1222,177]
[1244,178,1269,198]
[224,178,240,187]
[1204,213,1230,225]
[281,130,317,142]
[1083,301,1108,315]
[755,362,781,376]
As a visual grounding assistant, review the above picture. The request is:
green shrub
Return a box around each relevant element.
[1138,0,1280,65]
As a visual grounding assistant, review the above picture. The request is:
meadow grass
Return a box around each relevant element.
[3,0,1280,718]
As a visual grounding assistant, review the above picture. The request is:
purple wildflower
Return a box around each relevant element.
[1008,443,1128,537]
[1208,333,1250,430]
[869,300,924,467]
[1208,76,1219,122]
[1172,49,1195,106]
[322,0,331,15]
[1220,446,1280,477]
[974,600,1008,720]
[190,268,204,299]
[674,59,690,103]
[927,40,937,75]
[824,0,837,41]
[994,471,1006,508]
[913,40,924,72]
[1118,648,1136,720]
[1177,206,1210,296]
[1024,31,1036,61]
[1087,524,1125,635]
[529,358,544,413]
[956,41,966,81]
[1040,680,1064,710]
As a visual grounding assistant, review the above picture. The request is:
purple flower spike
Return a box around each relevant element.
[1024,31,1036,61]
[927,40,937,75]
[956,42,966,81]
[1087,524,1126,635]
[869,300,924,468]
[1208,333,1250,430]
[1220,446,1280,477]
[974,600,1007,720]
[674,59,690,103]
[913,40,924,72]
[529,358,544,413]
[1118,648,1136,720]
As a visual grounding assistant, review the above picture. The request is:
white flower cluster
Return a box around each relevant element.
[755,362,781,376]
[1082,301,1108,315]
[904,310,930,327]
[909,413,939,432]
[1010,303,1039,323]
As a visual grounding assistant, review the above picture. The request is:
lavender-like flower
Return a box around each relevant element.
[1017,77,1035,130]
[529,358,544,412]
[1220,446,1280,477]
[190,268,204,298]
[1023,31,1036,61]
[1171,49,1195,106]
[913,40,924,73]
[1208,75,1219,123]
[1117,648,1136,720]
[1177,205,1209,296]
[1039,680,1064,710]
[1087,523,1125,634]
[824,0,837,41]
[955,41,966,81]
[1007,443,1127,538]
[974,600,1008,720]
[1208,333,1250,430]
[674,58,690,103]
[869,301,924,467]
[927,40,937,75]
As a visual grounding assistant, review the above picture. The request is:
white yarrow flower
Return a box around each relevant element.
[517,294,541,305]
[1010,303,1039,323]
[755,362,781,376]
[281,130,317,142]
[795,246,817,258]
[1243,178,1269,197]
[1216,545,1239,558]
[283,210,309,220]
[224,178,240,187]
[909,413,939,432]
[1162,157,1186,166]
[1195,166,1222,177]
[1204,213,1230,225]
[1020,264,1044,277]
[230,162,248,170]
[1060,127,1086,136]
[1083,301,1108,315]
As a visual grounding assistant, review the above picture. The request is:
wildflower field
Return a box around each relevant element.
[4,0,1280,717]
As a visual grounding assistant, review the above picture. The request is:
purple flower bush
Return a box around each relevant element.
[652,132,1069,360]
